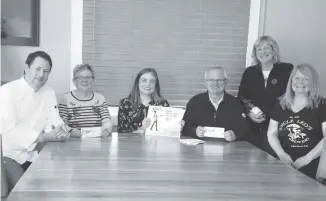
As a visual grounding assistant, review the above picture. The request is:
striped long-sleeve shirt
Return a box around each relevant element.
[58,91,111,129]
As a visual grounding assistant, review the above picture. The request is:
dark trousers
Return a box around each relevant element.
[3,157,31,193]
[150,120,158,131]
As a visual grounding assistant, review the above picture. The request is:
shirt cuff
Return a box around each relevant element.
[27,142,38,152]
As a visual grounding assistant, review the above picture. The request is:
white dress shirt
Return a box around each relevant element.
[209,93,224,111]
[0,77,63,164]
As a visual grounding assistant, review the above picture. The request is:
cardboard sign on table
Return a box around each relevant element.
[145,106,185,137]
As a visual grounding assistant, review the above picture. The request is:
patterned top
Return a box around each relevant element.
[118,97,169,133]
[58,91,111,129]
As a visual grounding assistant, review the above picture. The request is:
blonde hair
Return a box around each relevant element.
[73,64,96,79]
[279,63,323,110]
[251,36,281,65]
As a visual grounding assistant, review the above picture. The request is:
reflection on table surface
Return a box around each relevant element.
[5,133,326,201]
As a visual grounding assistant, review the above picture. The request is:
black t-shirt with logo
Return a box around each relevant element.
[270,100,326,161]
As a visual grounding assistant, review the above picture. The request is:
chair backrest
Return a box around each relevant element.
[1,134,9,197]
[108,106,118,126]
[108,107,118,132]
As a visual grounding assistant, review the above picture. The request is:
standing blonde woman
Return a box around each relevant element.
[238,36,293,155]
[267,64,325,179]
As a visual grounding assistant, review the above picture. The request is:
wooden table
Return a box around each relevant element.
[5,134,326,201]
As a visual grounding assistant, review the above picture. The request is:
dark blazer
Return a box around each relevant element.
[238,62,293,130]
[181,91,249,139]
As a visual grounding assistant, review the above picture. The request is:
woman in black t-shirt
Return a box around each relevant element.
[267,64,325,179]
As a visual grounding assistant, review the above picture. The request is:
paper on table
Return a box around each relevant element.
[179,138,205,145]
[81,127,102,138]
[204,127,225,138]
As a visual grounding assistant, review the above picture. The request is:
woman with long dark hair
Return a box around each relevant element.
[118,68,169,133]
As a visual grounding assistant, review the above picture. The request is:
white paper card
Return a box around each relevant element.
[179,138,205,145]
[81,127,102,138]
[251,107,262,115]
[204,127,225,138]
[145,106,185,137]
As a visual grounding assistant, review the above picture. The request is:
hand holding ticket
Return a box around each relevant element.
[204,127,225,138]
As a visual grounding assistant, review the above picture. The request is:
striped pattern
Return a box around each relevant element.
[58,91,111,129]
[83,0,251,106]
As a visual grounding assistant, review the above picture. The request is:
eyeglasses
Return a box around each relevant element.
[75,76,94,81]
[292,77,309,83]
[206,79,227,84]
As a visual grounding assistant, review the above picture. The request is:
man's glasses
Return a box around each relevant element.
[206,79,226,84]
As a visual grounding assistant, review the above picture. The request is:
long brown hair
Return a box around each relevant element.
[128,68,165,110]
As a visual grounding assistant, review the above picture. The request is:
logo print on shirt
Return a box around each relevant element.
[286,123,309,144]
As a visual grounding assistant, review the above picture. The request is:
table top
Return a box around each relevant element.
[5,134,326,201]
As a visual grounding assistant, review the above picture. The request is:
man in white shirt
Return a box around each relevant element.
[0,51,70,193]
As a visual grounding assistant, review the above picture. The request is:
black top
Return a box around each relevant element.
[238,62,293,129]
[270,100,326,160]
[117,97,169,133]
[181,91,249,139]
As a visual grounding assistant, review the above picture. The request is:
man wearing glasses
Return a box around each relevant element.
[181,66,249,141]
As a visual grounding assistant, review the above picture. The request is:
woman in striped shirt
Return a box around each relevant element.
[58,64,112,137]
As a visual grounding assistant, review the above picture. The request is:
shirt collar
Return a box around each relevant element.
[208,92,224,110]
[19,77,34,93]
[19,76,47,93]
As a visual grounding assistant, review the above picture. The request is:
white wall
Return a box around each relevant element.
[262,0,326,96]
[0,0,2,86]
[1,0,72,97]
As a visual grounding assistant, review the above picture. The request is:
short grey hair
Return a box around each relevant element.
[204,66,229,80]
[73,64,96,79]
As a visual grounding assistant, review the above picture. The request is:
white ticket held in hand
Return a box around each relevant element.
[251,107,262,115]
[204,127,225,138]
[81,127,102,138]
